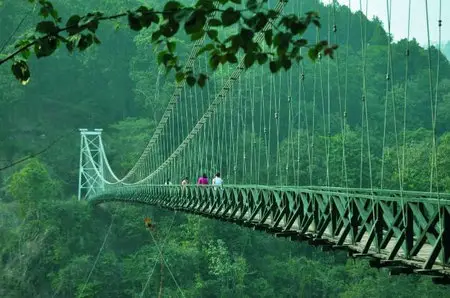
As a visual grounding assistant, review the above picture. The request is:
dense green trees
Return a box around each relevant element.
[6,158,61,216]
[443,41,450,60]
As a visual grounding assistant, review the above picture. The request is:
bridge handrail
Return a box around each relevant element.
[90,184,450,205]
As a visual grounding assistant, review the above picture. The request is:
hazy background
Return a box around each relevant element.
[322,0,449,46]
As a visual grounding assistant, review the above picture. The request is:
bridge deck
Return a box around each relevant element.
[90,185,450,278]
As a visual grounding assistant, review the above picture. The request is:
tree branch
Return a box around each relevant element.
[0,12,128,66]
[0,6,250,66]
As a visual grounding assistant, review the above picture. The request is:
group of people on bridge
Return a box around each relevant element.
[164,172,224,188]
[195,172,223,187]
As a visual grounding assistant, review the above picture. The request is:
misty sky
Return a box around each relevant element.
[322,0,450,46]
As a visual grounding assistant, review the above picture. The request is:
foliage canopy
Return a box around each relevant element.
[1,0,337,86]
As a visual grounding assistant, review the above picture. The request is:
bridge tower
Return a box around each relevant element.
[78,129,105,200]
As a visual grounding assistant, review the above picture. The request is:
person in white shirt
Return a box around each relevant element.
[212,172,223,188]
[181,177,189,195]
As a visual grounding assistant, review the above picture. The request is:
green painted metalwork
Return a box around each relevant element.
[76,0,450,282]
[90,185,450,276]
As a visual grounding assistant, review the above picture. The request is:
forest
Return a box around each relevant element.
[2,0,450,297]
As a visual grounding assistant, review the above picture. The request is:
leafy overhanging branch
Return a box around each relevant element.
[2,0,338,86]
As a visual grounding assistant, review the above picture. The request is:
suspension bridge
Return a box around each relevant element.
[77,0,450,282]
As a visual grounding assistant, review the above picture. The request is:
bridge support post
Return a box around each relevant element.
[78,128,105,200]
[441,207,450,266]
[350,199,359,245]
[404,203,414,258]
[374,202,384,252]
[330,197,338,237]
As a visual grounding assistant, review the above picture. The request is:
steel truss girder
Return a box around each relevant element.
[90,185,450,276]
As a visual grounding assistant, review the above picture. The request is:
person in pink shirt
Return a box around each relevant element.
[197,173,209,185]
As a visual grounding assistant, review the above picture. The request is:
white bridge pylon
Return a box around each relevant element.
[78,128,106,200]
[77,128,163,201]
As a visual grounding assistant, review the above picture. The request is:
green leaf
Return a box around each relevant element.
[66,15,81,35]
[34,37,58,58]
[161,20,180,37]
[226,53,238,63]
[173,8,192,21]
[93,36,101,44]
[150,11,160,24]
[324,47,334,58]
[128,13,142,31]
[219,54,227,64]
[269,60,280,73]
[136,5,149,14]
[273,33,281,48]
[294,39,308,47]
[275,33,291,56]
[281,58,292,70]
[86,20,99,33]
[186,76,196,86]
[264,30,272,46]
[228,35,242,54]
[196,0,214,10]
[66,40,75,52]
[308,48,319,61]
[197,73,207,87]
[295,55,304,63]
[77,34,93,51]
[221,8,240,27]
[208,19,222,27]
[290,21,307,35]
[246,0,258,11]
[230,0,241,3]
[11,60,31,85]
[254,13,268,32]
[190,30,205,41]
[39,6,49,18]
[267,9,278,19]
[139,9,158,28]
[244,53,255,68]
[312,19,321,28]
[175,71,185,82]
[291,45,300,57]
[162,53,174,66]
[164,1,182,12]
[152,31,162,42]
[256,53,268,65]
[197,43,215,56]
[239,28,254,43]
[167,41,176,52]
[207,30,218,40]
[185,10,206,34]
[50,9,59,22]
[157,50,167,65]
[36,21,58,34]
[79,13,100,27]
[38,1,58,21]
[209,54,220,70]
[20,48,31,60]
